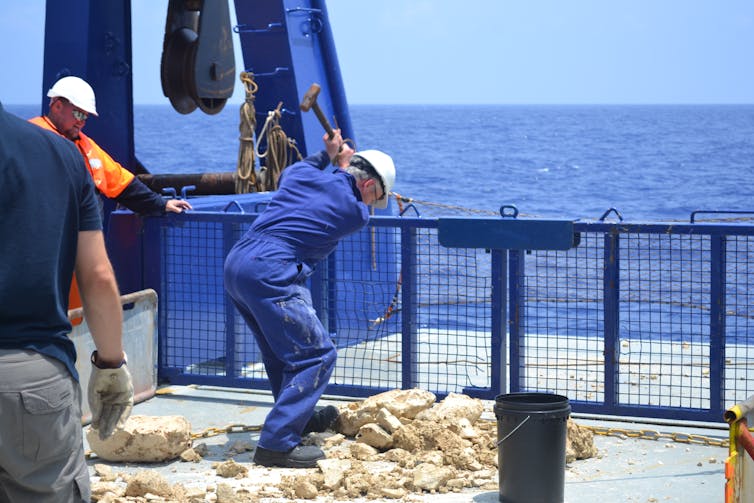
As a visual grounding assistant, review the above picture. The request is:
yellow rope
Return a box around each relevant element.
[235,72,258,194]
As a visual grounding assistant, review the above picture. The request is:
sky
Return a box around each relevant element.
[1,0,753,105]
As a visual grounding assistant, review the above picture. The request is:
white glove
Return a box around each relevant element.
[88,351,134,440]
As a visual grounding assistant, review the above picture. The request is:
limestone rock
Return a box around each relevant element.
[356,423,393,450]
[378,486,408,499]
[184,485,210,500]
[417,450,444,466]
[323,433,346,448]
[376,407,403,433]
[216,482,241,502]
[383,447,413,467]
[411,463,456,491]
[90,481,124,500]
[87,415,192,462]
[124,470,174,498]
[92,463,117,482]
[317,458,352,489]
[449,417,478,439]
[350,441,379,460]
[415,392,484,424]
[338,389,436,436]
[180,447,202,462]
[566,419,598,462]
[295,480,319,499]
[215,459,248,478]
[445,445,483,471]
[392,423,424,452]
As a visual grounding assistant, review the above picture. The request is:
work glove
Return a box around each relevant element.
[88,351,134,440]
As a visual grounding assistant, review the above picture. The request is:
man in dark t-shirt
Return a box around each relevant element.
[0,102,133,501]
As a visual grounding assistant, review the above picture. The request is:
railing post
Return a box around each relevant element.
[401,224,418,389]
[489,250,506,394]
[710,234,726,415]
[223,220,238,378]
[603,229,620,407]
[508,249,523,393]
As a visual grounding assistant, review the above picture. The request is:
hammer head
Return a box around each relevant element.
[300,83,321,112]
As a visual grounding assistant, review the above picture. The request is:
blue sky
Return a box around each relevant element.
[1,0,753,105]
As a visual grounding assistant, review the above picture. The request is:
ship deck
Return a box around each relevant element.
[83,384,729,503]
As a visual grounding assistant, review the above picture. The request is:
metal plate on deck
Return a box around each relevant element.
[438,217,577,250]
[68,289,158,424]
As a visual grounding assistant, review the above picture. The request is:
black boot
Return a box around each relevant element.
[253,444,325,468]
[302,405,340,434]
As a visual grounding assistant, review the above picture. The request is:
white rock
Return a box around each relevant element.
[415,393,484,424]
[87,415,192,463]
[350,442,379,460]
[412,463,456,491]
[317,458,352,489]
[376,407,403,433]
[356,423,393,450]
[338,389,436,436]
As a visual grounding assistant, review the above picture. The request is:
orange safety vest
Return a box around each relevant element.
[29,116,134,198]
[29,116,135,318]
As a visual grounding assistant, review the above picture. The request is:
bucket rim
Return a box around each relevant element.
[495,392,569,403]
[494,392,571,414]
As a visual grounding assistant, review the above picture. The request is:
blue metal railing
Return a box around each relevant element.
[511,222,754,422]
[139,210,754,423]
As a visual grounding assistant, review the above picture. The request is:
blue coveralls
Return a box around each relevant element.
[223,151,369,452]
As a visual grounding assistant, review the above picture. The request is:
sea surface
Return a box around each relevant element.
[7,103,754,222]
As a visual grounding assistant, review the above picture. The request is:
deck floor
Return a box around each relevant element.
[83,385,729,503]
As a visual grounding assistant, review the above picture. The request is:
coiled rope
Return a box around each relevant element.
[235,72,258,194]
[254,103,302,192]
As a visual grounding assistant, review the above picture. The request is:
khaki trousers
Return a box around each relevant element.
[0,349,89,502]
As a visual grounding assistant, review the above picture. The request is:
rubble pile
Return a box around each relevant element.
[89,389,596,502]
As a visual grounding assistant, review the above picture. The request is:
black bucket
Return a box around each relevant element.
[494,393,571,503]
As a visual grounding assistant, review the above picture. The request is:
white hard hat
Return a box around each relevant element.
[353,150,395,209]
[47,76,98,116]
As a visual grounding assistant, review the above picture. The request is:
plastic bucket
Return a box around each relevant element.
[494,393,571,503]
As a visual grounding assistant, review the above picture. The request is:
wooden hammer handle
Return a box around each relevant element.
[312,103,335,139]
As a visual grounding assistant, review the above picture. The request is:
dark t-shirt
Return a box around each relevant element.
[0,102,101,380]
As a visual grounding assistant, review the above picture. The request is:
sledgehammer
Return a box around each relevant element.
[300,83,335,139]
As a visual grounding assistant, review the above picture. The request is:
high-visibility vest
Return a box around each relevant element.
[29,116,134,198]
[29,116,135,320]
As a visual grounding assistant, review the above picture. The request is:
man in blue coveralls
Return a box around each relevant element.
[224,130,396,468]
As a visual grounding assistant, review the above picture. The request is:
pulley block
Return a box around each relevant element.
[160,0,235,115]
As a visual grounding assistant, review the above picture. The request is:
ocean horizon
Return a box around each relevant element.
[6,103,754,223]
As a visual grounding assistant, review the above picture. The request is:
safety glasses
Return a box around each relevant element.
[71,108,88,122]
[57,98,88,122]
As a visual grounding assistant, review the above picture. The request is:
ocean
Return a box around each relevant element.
[7,103,754,222]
